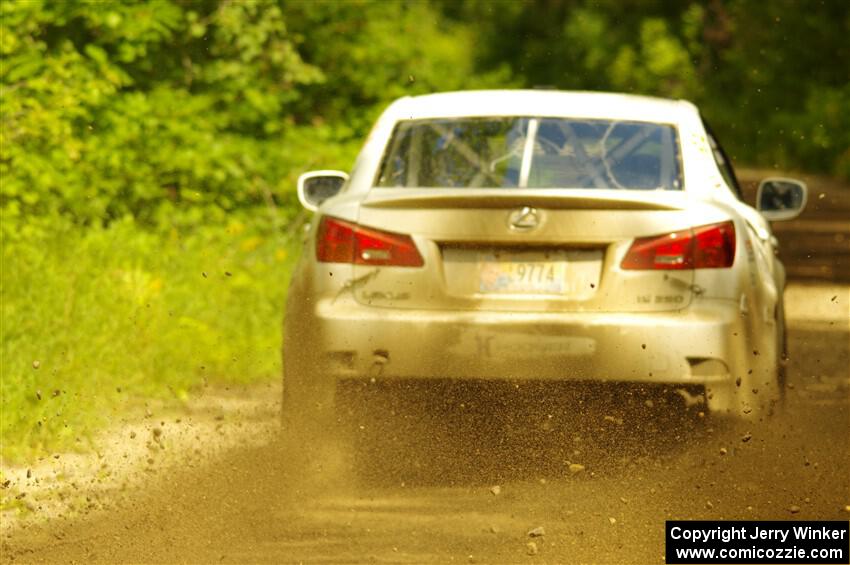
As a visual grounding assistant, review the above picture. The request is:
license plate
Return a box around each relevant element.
[478,250,568,294]
[477,249,603,296]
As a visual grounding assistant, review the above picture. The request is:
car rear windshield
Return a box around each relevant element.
[376,117,683,190]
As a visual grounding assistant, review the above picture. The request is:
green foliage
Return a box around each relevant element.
[0,0,321,235]
[2,0,846,239]
[0,0,503,237]
[1,218,298,461]
[440,0,850,179]
[282,1,512,134]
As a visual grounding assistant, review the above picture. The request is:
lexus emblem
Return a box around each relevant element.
[508,206,540,231]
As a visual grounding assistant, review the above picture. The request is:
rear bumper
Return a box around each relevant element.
[299,296,742,386]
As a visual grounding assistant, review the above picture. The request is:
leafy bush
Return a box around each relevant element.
[440,0,850,180]
[0,0,502,238]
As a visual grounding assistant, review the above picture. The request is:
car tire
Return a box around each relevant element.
[776,299,789,408]
[280,341,351,478]
[706,321,782,422]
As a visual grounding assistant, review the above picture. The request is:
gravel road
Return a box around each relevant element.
[3,285,848,564]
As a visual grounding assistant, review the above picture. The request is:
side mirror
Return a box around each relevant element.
[297,170,349,212]
[756,177,807,221]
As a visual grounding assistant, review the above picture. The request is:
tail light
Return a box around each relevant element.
[621,221,736,270]
[316,216,424,267]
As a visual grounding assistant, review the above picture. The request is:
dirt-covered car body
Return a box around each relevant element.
[283,90,806,427]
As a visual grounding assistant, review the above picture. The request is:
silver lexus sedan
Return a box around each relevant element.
[282,90,807,444]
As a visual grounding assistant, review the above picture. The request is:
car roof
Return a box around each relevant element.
[388,90,698,124]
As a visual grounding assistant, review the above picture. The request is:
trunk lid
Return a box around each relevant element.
[351,189,699,313]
